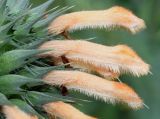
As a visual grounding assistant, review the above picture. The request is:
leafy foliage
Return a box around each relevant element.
[0,0,153,119]
[0,0,73,118]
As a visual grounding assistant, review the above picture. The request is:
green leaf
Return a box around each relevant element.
[19,38,47,49]
[0,22,14,35]
[0,12,29,36]
[30,66,59,78]
[14,7,57,36]
[28,0,54,21]
[0,0,7,25]
[0,35,12,48]
[0,75,42,94]
[7,0,29,14]
[0,49,45,75]
[0,93,11,105]
[26,91,74,106]
[19,64,67,78]
[10,99,44,119]
[33,7,60,29]
[33,6,72,29]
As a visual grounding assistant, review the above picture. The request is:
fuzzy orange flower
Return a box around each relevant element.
[43,101,96,119]
[3,106,38,119]
[39,40,150,78]
[49,6,146,35]
[43,70,143,109]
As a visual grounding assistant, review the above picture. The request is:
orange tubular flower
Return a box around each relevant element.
[39,40,150,78]
[48,6,146,35]
[43,70,143,109]
[3,106,38,119]
[43,101,97,119]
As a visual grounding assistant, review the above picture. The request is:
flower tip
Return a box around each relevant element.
[108,6,146,34]
[130,19,146,34]
[113,82,144,109]
[126,97,144,109]
[115,44,150,76]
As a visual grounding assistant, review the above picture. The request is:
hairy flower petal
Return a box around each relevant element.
[43,70,143,109]
[43,101,96,119]
[3,106,38,119]
[39,40,150,77]
[49,6,146,35]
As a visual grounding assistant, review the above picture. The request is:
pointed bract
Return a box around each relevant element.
[49,6,146,35]
[43,101,96,119]
[43,70,143,109]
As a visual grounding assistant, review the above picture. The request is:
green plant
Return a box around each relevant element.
[0,0,149,119]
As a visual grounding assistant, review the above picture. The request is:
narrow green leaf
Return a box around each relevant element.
[33,6,72,29]
[14,7,58,36]
[33,7,61,29]
[26,91,74,106]
[19,38,47,49]
[31,64,68,78]
[0,11,30,36]
[0,0,7,25]
[0,75,41,94]
[28,0,54,21]
[7,0,29,14]
[19,64,67,78]
[0,49,45,74]
[0,22,14,35]
[0,35,12,48]
[0,93,11,105]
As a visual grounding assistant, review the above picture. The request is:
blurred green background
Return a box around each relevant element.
[32,0,160,119]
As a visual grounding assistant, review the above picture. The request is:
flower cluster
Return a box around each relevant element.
[38,6,150,119]
[2,6,149,119]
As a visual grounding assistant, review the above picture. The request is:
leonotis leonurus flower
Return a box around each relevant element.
[39,5,150,118]
[0,0,150,118]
